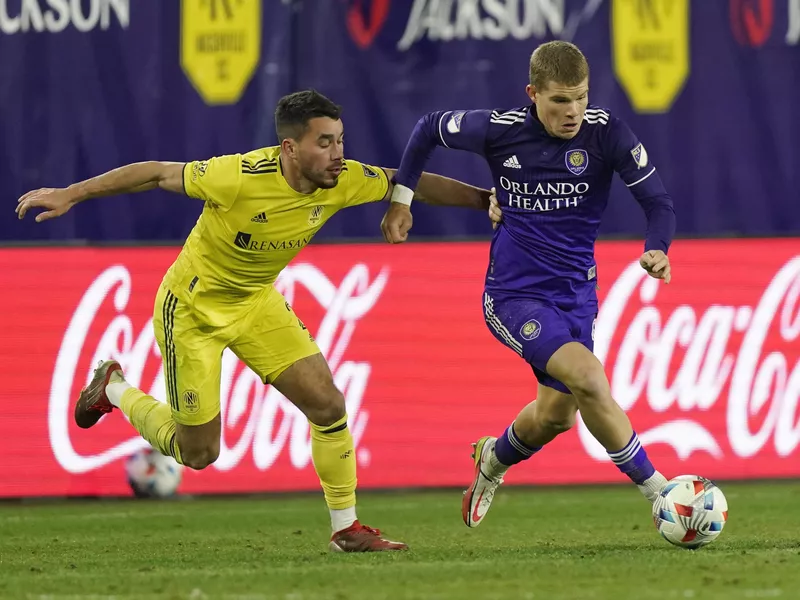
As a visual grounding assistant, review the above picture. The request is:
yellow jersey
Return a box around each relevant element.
[162,146,388,321]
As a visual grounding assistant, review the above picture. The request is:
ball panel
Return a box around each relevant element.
[652,475,728,550]
[125,448,183,498]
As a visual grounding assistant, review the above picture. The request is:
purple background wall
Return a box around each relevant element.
[2,0,798,243]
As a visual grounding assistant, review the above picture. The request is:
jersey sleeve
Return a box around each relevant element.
[341,160,390,208]
[392,110,491,190]
[183,154,243,211]
[435,110,492,154]
[606,117,676,253]
[606,118,664,196]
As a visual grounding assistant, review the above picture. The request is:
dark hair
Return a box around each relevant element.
[274,90,342,141]
[529,41,589,90]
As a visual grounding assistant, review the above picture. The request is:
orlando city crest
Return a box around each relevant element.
[565,149,588,175]
[520,319,541,341]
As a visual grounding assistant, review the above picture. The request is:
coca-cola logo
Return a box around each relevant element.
[730,0,774,47]
[42,249,800,483]
[581,257,800,461]
[49,263,389,474]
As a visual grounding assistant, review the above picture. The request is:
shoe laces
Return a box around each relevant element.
[483,475,504,505]
[357,524,381,537]
[480,442,505,488]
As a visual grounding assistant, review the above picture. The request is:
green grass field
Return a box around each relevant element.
[1,482,798,600]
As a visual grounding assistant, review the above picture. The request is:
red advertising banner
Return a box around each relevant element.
[1,239,798,497]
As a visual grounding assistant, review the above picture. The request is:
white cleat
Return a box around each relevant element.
[462,436,504,528]
[640,471,670,503]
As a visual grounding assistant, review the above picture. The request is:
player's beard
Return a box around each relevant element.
[303,167,340,190]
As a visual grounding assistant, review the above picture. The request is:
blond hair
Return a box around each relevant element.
[529,41,589,90]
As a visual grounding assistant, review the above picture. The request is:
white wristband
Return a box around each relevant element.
[391,183,414,207]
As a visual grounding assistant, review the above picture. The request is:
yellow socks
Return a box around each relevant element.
[114,385,183,465]
[309,414,358,531]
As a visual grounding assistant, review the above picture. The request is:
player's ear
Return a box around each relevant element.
[281,138,298,160]
[526,84,537,103]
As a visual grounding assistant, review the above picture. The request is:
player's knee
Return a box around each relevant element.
[535,411,576,434]
[180,442,220,470]
[307,388,346,428]
[563,364,609,403]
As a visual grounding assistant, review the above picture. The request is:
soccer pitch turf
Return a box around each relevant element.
[1,482,798,600]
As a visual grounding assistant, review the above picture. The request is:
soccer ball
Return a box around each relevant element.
[652,475,728,549]
[125,448,184,498]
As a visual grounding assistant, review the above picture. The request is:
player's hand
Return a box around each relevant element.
[488,187,503,230]
[639,250,671,284]
[381,202,413,244]
[16,187,77,222]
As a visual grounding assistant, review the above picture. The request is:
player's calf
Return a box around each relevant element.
[514,396,577,447]
[484,390,576,478]
[546,343,667,501]
[272,353,408,546]
[272,353,347,428]
[546,343,631,450]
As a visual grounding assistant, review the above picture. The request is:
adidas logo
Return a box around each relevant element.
[503,155,522,169]
[250,212,268,223]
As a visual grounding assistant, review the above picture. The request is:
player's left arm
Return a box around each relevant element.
[608,118,676,283]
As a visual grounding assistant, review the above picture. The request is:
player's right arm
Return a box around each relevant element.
[17,155,241,222]
[16,161,184,222]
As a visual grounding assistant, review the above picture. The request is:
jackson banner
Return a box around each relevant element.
[0,239,798,497]
[2,1,799,243]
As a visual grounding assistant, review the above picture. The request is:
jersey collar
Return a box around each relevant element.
[526,105,554,139]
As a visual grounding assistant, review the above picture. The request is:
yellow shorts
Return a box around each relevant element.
[151,283,321,426]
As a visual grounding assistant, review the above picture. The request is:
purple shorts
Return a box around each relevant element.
[482,292,597,394]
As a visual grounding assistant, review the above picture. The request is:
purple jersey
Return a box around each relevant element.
[394,104,675,310]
